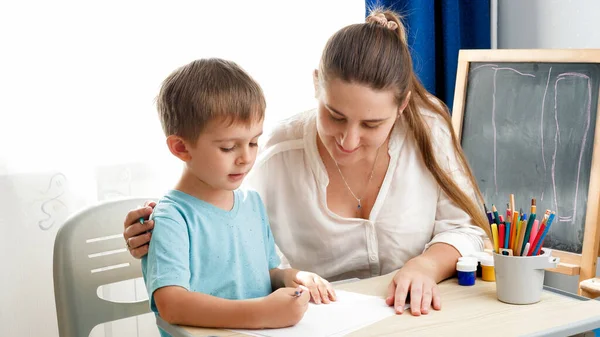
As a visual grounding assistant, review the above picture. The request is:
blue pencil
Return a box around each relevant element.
[504,222,511,249]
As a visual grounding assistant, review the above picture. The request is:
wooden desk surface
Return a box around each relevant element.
[165,273,600,337]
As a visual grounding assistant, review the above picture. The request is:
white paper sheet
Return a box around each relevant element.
[231,290,409,337]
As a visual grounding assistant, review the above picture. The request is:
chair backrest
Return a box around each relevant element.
[53,197,157,337]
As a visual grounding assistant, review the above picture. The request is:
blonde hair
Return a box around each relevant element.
[318,9,491,239]
[156,58,265,142]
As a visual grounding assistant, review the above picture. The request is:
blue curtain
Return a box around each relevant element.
[365,0,490,111]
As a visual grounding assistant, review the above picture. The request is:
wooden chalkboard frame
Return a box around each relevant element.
[451,49,600,295]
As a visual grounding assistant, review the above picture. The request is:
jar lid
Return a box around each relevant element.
[470,252,492,261]
[459,256,479,264]
[480,255,494,266]
[456,260,477,272]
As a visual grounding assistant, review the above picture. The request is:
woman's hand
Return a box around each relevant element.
[386,243,460,316]
[386,260,441,316]
[283,269,336,304]
[123,201,156,258]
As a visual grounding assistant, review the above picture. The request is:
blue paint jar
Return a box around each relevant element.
[456,260,477,286]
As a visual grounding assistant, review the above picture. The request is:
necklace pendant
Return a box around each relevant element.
[357,200,361,209]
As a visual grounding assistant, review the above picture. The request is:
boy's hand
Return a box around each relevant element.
[260,287,309,328]
[283,269,336,304]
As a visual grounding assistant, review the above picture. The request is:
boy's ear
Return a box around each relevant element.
[166,135,192,162]
[312,69,320,99]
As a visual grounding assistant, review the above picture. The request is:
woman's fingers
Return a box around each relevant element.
[301,278,321,304]
[314,279,331,304]
[124,206,153,230]
[420,284,433,314]
[123,205,155,260]
[325,280,337,301]
[386,279,396,306]
[124,219,154,241]
[126,228,152,249]
[129,244,149,259]
[393,279,410,314]
[432,285,442,310]
[409,280,424,316]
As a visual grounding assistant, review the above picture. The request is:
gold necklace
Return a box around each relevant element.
[332,147,380,214]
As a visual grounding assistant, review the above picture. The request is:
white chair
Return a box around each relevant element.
[53,197,157,337]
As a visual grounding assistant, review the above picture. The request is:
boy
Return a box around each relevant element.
[141,58,334,337]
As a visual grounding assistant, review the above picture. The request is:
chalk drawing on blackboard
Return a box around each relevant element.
[38,173,68,231]
[552,72,592,224]
[471,65,537,196]
[469,65,593,229]
[540,67,552,202]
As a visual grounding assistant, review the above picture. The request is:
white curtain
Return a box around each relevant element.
[0,1,364,336]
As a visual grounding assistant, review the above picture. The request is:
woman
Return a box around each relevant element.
[123,9,491,316]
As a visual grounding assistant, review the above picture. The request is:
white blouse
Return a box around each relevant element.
[244,108,485,281]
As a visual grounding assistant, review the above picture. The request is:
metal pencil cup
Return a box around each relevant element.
[493,249,559,304]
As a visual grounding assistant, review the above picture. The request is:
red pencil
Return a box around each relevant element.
[528,222,546,256]
[499,223,506,249]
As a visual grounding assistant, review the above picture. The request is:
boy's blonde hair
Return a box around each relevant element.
[157,58,266,143]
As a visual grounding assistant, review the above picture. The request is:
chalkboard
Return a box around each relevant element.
[459,62,600,254]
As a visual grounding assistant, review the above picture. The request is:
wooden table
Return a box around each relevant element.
[157,272,600,337]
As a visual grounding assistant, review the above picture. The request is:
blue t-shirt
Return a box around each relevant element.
[141,189,281,337]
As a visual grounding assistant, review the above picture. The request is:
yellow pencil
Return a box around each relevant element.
[510,210,519,250]
[491,223,499,254]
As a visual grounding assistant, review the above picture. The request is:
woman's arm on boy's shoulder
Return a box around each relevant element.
[153,285,309,329]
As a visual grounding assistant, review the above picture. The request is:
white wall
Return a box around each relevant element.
[0,1,365,336]
[498,0,600,49]
[497,0,600,294]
